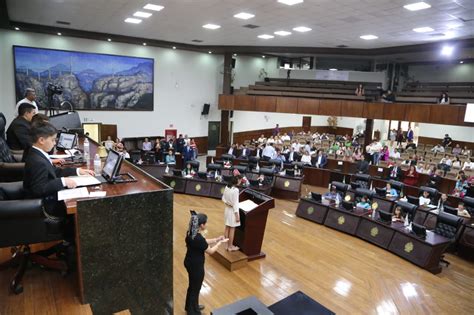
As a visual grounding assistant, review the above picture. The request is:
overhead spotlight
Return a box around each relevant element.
[441,45,454,56]
[258,34,274,39]
[57,32,62,36]
[172,46,176,50]
[262,55,266,58]
[208,51,212,54]
[143,42,147,46]
[14,27,20,31]
[403,2,431,11]
[124,18,142,24]
[360,34,378,40]
[107,38,112,42]
[459,60,464,64]
[278,0,304,5]
[233,53,237,57]
[329,68,338,71]
[203,24,221,30]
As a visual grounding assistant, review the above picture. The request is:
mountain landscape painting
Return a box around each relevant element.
[13,46,154,111]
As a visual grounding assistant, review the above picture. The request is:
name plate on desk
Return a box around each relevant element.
[338,161,343,165]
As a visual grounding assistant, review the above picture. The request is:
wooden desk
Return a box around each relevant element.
[272,174,304,200]
[162,174,187,193]
[295,198,331,224]
[356,217,400,249]
[324,206,369,235]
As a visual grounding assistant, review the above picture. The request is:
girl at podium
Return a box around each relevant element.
[222,176,241,251]
[184,212,228,315]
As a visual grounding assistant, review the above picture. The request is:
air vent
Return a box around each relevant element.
[192,39,203,43]
[336,45,349,48]
[56,20,71,25]
[243,24,260,29]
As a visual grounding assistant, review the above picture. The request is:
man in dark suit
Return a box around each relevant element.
[286,147,300,162]
[6,103,35,150]
[23,122,94,218]
[238,144,250,159]
[183,144,194,162]
[387,161,403,181]
[254,144,263,158]
[313,150,327,168]
[356,155,369,174]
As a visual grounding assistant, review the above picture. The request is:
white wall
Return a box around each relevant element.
[0,29,223,138]
[407,63,474,83]
[275,69,386,87]
[418,123,474,142]
[232,56,267,89]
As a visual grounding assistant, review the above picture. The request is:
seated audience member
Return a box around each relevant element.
[183,143,195,162]
[300,151,312,165]
[103,136,115,150]
[427,165,437,176]
[419,163,431,174]
[390,148,401,159]
[286,147,300,162]
[405,140,416,151]
[452,144,462,156]
[116,142,130,159]
[427,168,443,189]
[381,90,396,103]
[457,202,471,218]
[254,144,264,158]
[323,185,342,202]
[239,144,250,159]
[274,148,286,163]
[142,137,152,151]
[431,144,445,154]
[6,103,36,150]
[267,136,275,145]
[452,156,462,169]
[438,92,450,104]
[165,149,176,165]
[23,122,94,218]
[392,206,405,223]
[385,182,398,198]
[419,190,432,206]
[356,195,371,209]
[183,162,195,177]
[281,133,291,142]
[257,134,266,144]
[314,150,327,169]
[352,148,363,161]
[461,146,471,157]
[403,165,419,186]
[462,158,473,170]
[227,143,237,157]
[438,193,450,211]
[380,145,390,162]
[387,161,403,181]
[356,155,369,174]
[262,142,276,160]
[453,173,469,198]
[355,84,365,96]
[442,134,452,147]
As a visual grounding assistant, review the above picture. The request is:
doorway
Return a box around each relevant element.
[302,116,311,132]
[208,121,221,150]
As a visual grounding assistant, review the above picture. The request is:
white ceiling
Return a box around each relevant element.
[7,0,474,49]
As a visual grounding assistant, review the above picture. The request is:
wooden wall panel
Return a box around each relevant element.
[430,105,461,125]
[340,101,364,117]
[193,136,209,154]
[363,102,384,119]
[383,103,406,121]
[234,95,256,111]
[276,97,298,113]
[319,99,342,116]
[256,96,277,112]
[218,94,234,110]
[405,104,430,123]
[297,98,319,115]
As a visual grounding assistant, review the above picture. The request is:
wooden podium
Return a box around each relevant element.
[234,189,275,261]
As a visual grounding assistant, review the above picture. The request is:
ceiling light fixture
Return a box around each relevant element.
[203,24,221,30]
[143,4,164,11]
[143,42,147,46]
[329,68,338,71]
[107,38,112,42]
[125,18,142,24]
[403,2,431,11]
[413,27,434,33]
[459,60,464,64]
[278,0,304,6]
[208,51,212,54]
[14,27,20,31]
[262,55,266,58]
[57,32,62,36]
[360,34,378,40]
[134,11,153,18]
[274,31,292,36]
[258,34,274,39]
[234,12,255,20]
[172,46,176,50]
[293,26,311,32]
[233,53,237,56]
[441,45,454,56]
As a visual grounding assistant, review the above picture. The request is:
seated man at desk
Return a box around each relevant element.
[314,150,327,169]
[387,161,403,181]
[419,190,433,206]
[392,206,405,223]
[356,195,371,209]
[165,149,176,165]
[286,147,300,162]
[323,185,342,203]
[457,202,471,218]
[384,182,398,198]
[356,155,369,174]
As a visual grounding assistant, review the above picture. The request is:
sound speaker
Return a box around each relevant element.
[201,103,210,115]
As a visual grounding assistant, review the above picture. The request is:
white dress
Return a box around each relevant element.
[222,186,240,227]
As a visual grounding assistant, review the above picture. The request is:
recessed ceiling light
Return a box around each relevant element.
[124,18,142,24]
[14,27,20,31]
[360,34,378,40]
[403,2,431,11]
[172,46,176,50]
[143,4,164,11]
[107,38,112,42]
[234,12,255,20]
[459,60,464,64]
[329,68,338,71]
[262,55,266,58]
[413,27,434,33]
[208,51,212,54]
[274,31,292,36]
[57,32,62,36]
[293,26,311,32]
[278,0,304,6]
[441,46,454,56]
[134,11,153,18]
[258,34,274,39]
[233,53,237,56]
[143,42,147,46]
[203,24,221,30]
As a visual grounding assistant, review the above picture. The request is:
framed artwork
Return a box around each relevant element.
[13,45,154,111]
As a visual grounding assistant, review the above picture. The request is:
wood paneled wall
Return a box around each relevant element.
[219,94,472,127]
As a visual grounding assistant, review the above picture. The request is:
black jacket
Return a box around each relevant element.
[356,160,369,174]
[6,116,31,150]
[23,147,77,216]
[387,166,403,181]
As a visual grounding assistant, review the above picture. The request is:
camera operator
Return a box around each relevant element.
[15,88,38,116]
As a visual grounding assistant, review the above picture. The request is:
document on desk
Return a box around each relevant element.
[58,187,89,201]
[50,154,72,159]
[239,199,259,212]
[69,175,101,187]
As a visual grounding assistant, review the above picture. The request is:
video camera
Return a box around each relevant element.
[47,83,63,96]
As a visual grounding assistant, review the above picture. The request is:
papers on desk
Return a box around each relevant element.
[239,199,259,212]
[425,204,438,209]
[50,154,72,159]
[430,209,440,214]
[69,175,101,187]
[57,187,107,201]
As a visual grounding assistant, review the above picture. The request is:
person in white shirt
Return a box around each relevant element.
[281,133,291,142]
[257,134,266,144]
[390,148,401,159]
[262,143,276,160]
[431,144,445,154]
[419,190,432,206]
[103,136,115,150]
[15,88,38,116]
[462,158,473,170]
[300,151,312,165]
[266,136,275,145]
[142,138,152,151]
[116,142,130,159]
[440,154,452,166]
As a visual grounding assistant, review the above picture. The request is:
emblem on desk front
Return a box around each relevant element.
[170,180,176,188]
[220,187,225,194]
[370,227,379,237]
[196,184,201,192]
[307,206,314,215]
[338,216,345,225]
[404,242,414,253]
[284,180,290,188]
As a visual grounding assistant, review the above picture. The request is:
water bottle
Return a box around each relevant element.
[93,154,101,174]
[165,165,169,174]
[83,138,90,159]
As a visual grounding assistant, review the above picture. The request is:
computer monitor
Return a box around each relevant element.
[375,187,386,197]
[443,205,458,216]
[378,210,392,223]
[342,200,353,211]
[172,169,183,177]
[197,171,208,179]
[101,149,123,181]
[56,132,77,150]
[249,179,260,187]
[311,192,322,202]
[411,222,427,238]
